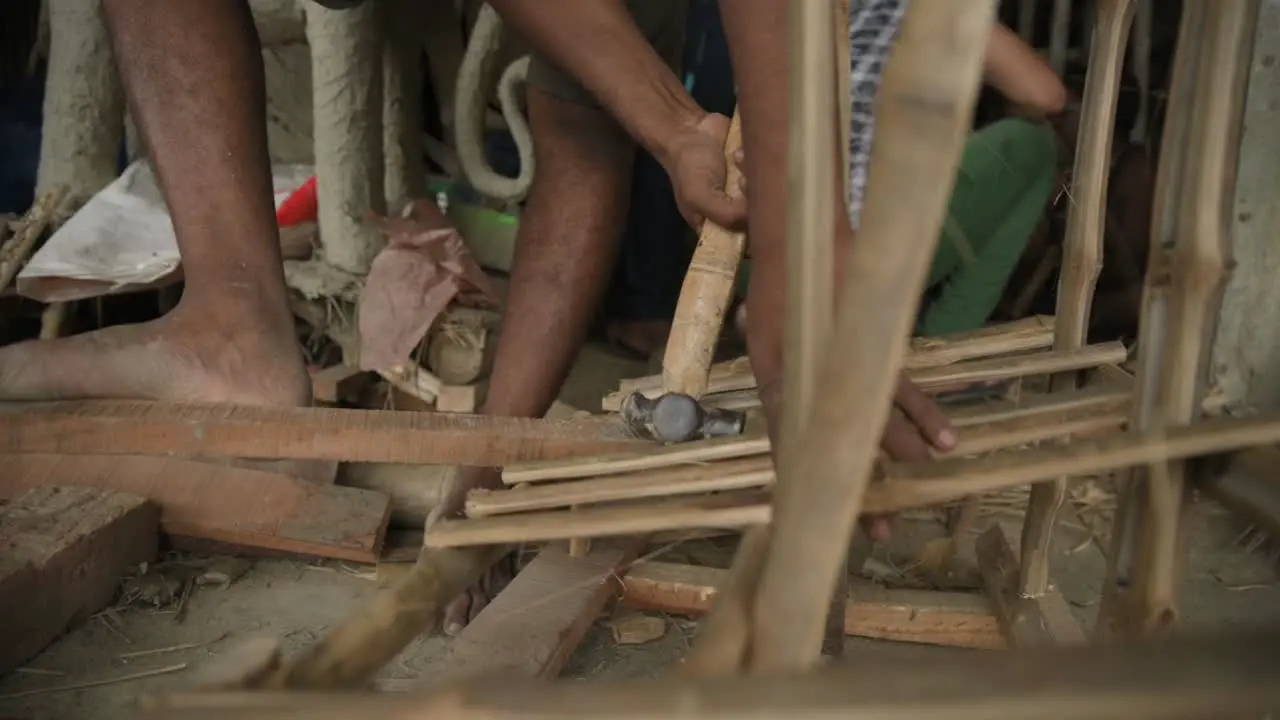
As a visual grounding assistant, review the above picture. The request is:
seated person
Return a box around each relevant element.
[735,21,1066,338]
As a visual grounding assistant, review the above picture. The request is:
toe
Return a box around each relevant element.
[443,593,471,636]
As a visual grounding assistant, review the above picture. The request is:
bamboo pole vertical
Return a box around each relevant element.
[1098,0,1260,638]
[1019,0,1135,600]
[1049,0,1073,74]
[747,0,997,672]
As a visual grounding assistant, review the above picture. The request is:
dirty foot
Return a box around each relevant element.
[0,306,310,407]
[429,465,521,635]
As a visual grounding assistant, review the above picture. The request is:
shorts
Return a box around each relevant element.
[527,0,690,108]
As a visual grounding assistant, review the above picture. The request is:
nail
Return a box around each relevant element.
[445,622,464,637]
[937,429,957,449]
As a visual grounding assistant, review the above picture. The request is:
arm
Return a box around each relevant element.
[486,0,701,166]
[984,23,1068,115]
[721,0,953,472]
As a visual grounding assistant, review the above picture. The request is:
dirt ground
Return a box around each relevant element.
[4,344,1280,719]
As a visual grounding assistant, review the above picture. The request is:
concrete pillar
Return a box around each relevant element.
[1213,0,1280,410]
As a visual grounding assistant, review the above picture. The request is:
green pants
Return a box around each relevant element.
[736,118,1057,337]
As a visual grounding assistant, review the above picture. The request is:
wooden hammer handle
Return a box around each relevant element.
[661,109,746,398]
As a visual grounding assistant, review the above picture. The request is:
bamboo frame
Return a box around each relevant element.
[1098,0,1260,638]
[95,2,1280,712]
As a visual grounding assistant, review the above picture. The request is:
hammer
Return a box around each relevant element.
[621,109,749,443]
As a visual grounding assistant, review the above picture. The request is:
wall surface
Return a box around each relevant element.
[1213,0,1280,409]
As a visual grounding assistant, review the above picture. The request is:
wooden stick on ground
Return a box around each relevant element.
[1020,0,1136,601]
[1099,0,1260,638]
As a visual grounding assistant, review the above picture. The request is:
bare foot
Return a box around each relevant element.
[0,305,310,407]
[428,465,521,635]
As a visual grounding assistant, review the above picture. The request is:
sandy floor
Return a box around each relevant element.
[3,345,1279,718]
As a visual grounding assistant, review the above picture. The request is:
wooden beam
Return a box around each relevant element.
[140,630,1280,719]
[0,454,391,563]
[429,541,644,684]
[622,561,1005,651]
[976,522,1085,648]
[0,400,642,465]
[1,487,158,675]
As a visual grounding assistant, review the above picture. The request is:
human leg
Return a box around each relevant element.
[0,0,309,406]
[917,117,1057,337]
[439,88,636,631]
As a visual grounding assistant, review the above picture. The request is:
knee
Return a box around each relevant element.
[992,119,1059,189]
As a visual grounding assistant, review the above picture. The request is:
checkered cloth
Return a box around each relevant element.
[846,0,910,230]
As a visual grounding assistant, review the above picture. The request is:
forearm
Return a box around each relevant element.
[985,24,1067,115]
[720,0,853,449]
[488,0,703,164]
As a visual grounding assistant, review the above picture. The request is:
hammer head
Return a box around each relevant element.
[620,392,746,444]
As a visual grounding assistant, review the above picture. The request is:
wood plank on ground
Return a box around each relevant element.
[621,561,1006,650]
[0,401,644,465]
[0,454,390,563]
[430,540,646,684]
[0,486,159,675]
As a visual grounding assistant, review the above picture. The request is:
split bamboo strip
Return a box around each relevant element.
[502,433,770,485]
[477,401,1129,519]
[427,492,771,548]
[475,457,773,517]
[602,340,1124,412]
[1021,0,1137,602]
[499,376,1131,486]
[613,315,1055,401]
[430,413,1280,548]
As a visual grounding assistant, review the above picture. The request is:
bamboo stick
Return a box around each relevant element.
[605,316,1057,410]
[427,492,771,548]
[474,456,773,517]
[603,341,1125,412]
[475,400,1130,519]
[747,0,997,672]
[433,413,1280,549]
[502,433,770,485]
[138,630,1280,720]
[1100,0,1259,638]
[1021,0,1137,600]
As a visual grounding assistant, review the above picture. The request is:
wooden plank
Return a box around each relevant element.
[310,364,375,405]
[431,541,644,684]
[142,631,1280,719]
[0,486,159,675]
[0,401,642,465]
[975,522,1085,648]
[0,454,390,563]
[621,562,1005,651]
